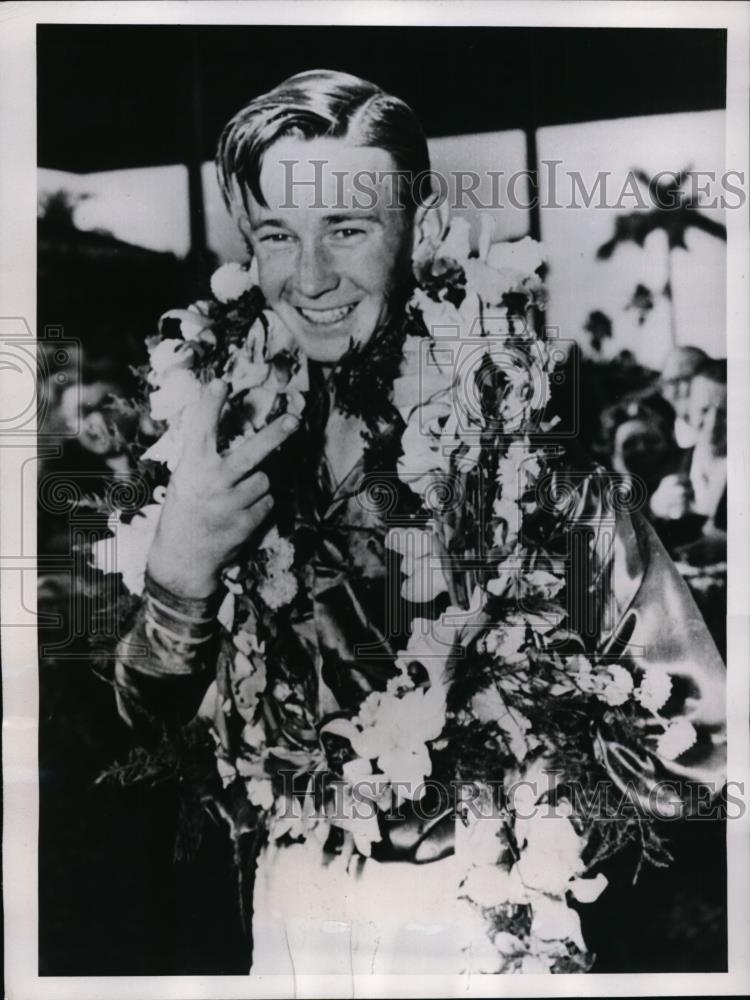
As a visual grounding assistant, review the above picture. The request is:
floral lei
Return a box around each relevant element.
[93,218,691,974]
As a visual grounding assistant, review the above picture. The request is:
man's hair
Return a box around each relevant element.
[598,392,676,461]
[660,345,709,383]
[694,358,727,386]
[216,69,431,215]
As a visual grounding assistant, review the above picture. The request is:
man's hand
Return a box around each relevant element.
[147,379,299,598]
[649,473,694,521]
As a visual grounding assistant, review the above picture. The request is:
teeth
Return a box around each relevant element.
[298,304,356,325]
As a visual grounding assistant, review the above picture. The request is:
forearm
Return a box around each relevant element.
[114,571,224,740]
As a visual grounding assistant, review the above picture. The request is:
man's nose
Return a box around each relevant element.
[296,240,339,298]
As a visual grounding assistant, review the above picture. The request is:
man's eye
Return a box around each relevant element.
[260,233,292,244]
[331,227,366,240]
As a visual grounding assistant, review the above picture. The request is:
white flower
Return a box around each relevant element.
[241,721,266,749]
[149,368,202,423]
[461,862,527,908]
[258,572,298,610]
[264,307,295,355]
[521,953,552,974]
[505,756,560,815]
[260,525,295,571]
[256,527,297,609]
[144,371,208,469]
[496,449,542,499]
[471,686,536,761]
[463,259,520,307]
[460,906,509,974]
[567,654,597,693]
[529,893,585,952]
[394,610,461,689]
[515,812,584,896]
[569,871,608,903]
[91,494,165,595]
[413,287,479,343]
[491,353,550,431]
[141,424,184,471]
[270,789,329,845]
[350,686,446,800]
[234,627,263,656]
[635,666,673,714]
[210,261,255,303]
[147,338,192,386]
[216,756,236,788]
[498,708,537,761]
[492,496,522,546]
[486,236,546,276]
[158,307,215,345]
[437,217,472,262]
[487,557,519,598]
[217,590,235,631]
[322,656,451,804]
[397,399,453,497]
[329,782,383,856]
[597,664,634,707]
[524,569,565,600]
[392,337,454,421]
[492,931,526,957]
[386,523,449,603]
[245,776,274,810]
[656,718,697,760]
[455,810,507,866]
[231,648,266,721]
[439,411,482,472]
[480,625,526,662]
[470,684,505,722]
[273,680,292,701]
[225,333,269,397]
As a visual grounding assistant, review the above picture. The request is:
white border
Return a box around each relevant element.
[1,2,748,998]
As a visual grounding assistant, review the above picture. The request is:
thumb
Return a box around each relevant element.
[187,378,228,455]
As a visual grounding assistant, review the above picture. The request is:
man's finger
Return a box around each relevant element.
[234,494,275,539]
[233,471,271,508]
[185,379,228,455]
[223,413,299,482]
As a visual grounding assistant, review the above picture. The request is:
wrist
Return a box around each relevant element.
[146,545,220,600]
[144,569,223,618]
[139,570,224,676]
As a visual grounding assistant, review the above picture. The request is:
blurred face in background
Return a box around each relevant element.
[613,416,672,492]
[688,374,727,457]
[659,347,709,448]
[661,375,693,422]
[60,381,130,457]
[244,136,416,365]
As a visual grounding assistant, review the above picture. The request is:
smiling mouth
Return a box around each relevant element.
[295,303,358,326]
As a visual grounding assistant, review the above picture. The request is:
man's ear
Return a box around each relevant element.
[411,196,451,260]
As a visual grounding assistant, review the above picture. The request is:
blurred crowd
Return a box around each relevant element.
[596,346,727,657]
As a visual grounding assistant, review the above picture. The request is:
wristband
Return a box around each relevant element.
[140,570,223,675]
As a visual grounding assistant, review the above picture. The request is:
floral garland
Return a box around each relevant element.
[91,219,689,974]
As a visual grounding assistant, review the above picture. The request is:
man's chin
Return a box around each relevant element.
[291,326,374,365]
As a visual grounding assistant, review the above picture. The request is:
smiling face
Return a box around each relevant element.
[689,374,727,457]
[243,136,416,365]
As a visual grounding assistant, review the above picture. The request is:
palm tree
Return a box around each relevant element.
[597,168,727,345]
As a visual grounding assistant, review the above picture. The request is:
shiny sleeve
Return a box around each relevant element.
[113,572,225,741]
[595,508,726,815]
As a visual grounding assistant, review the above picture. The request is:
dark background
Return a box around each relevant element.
[37,23,727,976]
[38,25,727,170]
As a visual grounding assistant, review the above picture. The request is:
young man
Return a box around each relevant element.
[114,70,726,974]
